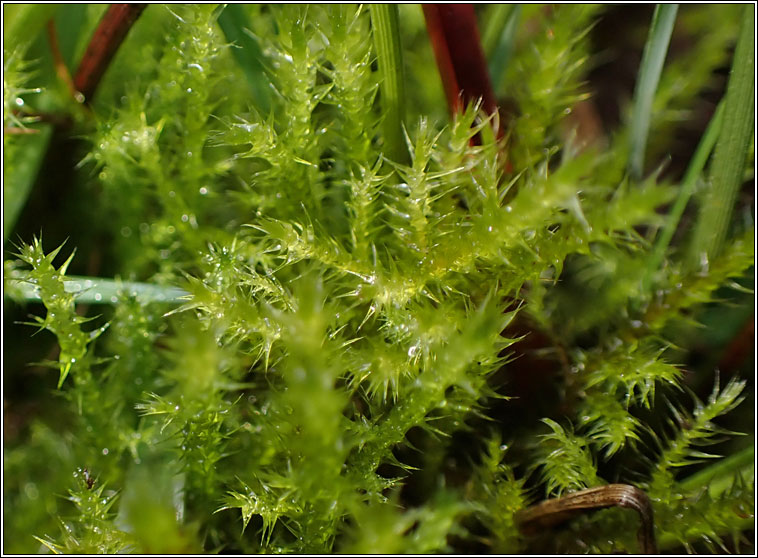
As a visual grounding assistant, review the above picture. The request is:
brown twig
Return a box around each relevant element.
[4,126,41,135]
[74,4,147,103]
[46,20,84,104]
[516,483,658,554]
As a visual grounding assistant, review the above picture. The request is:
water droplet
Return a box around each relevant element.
[199,187,208,195]
[102,448,109,455]
[24,482,39,500]
[94,293,102,301]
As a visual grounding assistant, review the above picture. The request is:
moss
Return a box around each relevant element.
[3,4,753,554]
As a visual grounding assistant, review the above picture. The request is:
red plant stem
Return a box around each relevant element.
[4,126,41,135]
[422,4,499,128]
[47,20,83,104]
[718,314,754,374]
[423,3,512,173]
[74,4,147,102]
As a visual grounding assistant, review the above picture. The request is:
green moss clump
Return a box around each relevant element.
[3,4,753,554]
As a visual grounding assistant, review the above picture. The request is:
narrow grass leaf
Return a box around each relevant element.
[688,5,754,268]
[3,126,53,243]
[370,4,408,164]
[217,4,271,114]
[487,5,521,96]
[628,4,678,181]
[7,275,188,304]
[644,101,724,286]
[678,446,754,496]
[2,4,58,50]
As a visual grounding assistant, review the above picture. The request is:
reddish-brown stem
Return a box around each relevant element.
[74,4,147,103]
[718,314,755,374]
[4,126,40,135]
[423,4,511,173]
[46,20,84,104]
[422,5,500,128]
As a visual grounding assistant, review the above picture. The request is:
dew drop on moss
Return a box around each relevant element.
[24,482,39,500]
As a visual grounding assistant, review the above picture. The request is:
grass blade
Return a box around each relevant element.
[628,4,679,182]
[217,4,271,114]
[481,5,512,57]
[2,4,58,51]
[486,5,521,97]
[678,446,754,496]
[3,126,53,243]
[6,275,188,305]
[688,5,754,268]
[370,4,408,164]
[644,101,724,285]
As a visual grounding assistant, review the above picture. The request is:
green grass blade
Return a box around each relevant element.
[487,5,521,97]
[217,4,271,114]
[644,101,724,285]
[370,4,408,164]
[3,125,53,243]
[2,4,58,51]
[628,4,679,182]
[481,4,513,56]
[7,275,188,305]
[678,446,754,496]
[688,5,754,268]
